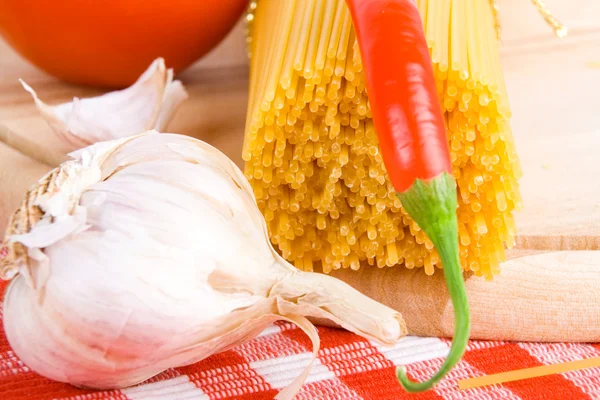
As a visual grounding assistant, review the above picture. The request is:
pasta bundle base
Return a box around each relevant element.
[243,0,522,279]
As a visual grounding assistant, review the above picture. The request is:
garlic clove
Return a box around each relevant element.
[273,267,407,345]
[154,69,189,131]
[20,59,188,154]
[1,132,406,398]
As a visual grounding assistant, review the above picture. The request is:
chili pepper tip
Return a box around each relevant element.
[395,172,470,392]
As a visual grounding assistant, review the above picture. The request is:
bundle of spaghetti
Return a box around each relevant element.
[243,0,522,279]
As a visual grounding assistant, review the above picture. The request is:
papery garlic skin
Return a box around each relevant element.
[1,132,405,397]
[20,59,188,153]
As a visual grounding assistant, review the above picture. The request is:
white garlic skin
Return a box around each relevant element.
[2,133,405,392]
[20,58,188,154]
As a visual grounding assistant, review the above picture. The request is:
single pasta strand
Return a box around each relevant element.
[326,0,346,59]
[293,0,316,72]
[280,0,305,90]
[336,6,352,61]
[265,0,297,100]
[437,0,451,72]
[315,0,338,70]
[304,0,326,79]
[425,0,440,56]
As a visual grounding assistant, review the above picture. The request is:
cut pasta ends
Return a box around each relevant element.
[243,0,522,279]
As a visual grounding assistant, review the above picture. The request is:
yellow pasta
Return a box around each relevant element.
[243,0,522,279]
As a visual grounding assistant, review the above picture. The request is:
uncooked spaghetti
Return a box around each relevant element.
[243,0,522,279]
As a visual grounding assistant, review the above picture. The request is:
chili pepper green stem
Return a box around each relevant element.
[396,172,470,392]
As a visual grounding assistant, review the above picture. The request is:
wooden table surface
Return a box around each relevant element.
[0,1,599,252]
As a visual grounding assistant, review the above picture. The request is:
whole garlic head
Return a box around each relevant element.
[0,132,406,399]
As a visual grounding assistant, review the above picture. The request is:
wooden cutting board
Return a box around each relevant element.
[0,0,598,342]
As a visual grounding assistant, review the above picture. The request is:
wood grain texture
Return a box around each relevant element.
[499,0,600,248]
[326,251,600,342]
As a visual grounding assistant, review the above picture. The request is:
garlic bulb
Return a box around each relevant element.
[0,132,406,399]
[20,59,188,154]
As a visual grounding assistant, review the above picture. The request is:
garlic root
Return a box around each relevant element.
[1,132,406,398]
[0,141,53,235]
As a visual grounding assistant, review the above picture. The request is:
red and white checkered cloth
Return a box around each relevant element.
[0,277,599,399]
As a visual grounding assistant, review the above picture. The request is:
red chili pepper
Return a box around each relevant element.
[346,0,470,393]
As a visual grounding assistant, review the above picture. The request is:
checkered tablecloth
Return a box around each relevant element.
[0,279,599,399]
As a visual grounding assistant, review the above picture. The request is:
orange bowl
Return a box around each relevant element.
[0,0,248,88]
